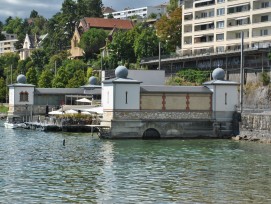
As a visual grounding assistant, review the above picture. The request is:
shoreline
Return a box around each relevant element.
[232,130,271,144]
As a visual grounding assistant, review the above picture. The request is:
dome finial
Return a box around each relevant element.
[89,76,97,85]
[115,66,128,78]
[17,74,27,84]
[212,67,225,80]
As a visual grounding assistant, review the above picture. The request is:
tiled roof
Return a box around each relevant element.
[81,17,134,30]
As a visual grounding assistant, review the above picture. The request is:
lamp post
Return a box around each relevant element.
[158,41,161,70]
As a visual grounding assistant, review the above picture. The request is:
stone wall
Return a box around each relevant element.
[112,110,212,120]
[238,113,271,143]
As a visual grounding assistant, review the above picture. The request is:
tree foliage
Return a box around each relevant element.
[38,69,54,88]
[79,28,107,60]
[155,7,182,51]
[167,0,179,13]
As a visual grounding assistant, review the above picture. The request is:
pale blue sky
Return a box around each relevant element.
[0,0,167,21]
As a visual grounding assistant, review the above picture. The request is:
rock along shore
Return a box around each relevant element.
[232,112,271,144]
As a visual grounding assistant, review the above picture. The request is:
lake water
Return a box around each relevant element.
[0,124,271,203]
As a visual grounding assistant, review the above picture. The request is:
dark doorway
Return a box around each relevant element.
[142,128,160,139]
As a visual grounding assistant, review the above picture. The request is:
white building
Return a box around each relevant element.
[181,0,271,56]
[0,31,18,56]
[104,5,167,20]
[101,66,239,139]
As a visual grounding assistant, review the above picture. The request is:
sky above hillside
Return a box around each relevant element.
[0,0,167,22]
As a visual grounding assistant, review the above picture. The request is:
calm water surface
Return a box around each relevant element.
[0,124,271,203]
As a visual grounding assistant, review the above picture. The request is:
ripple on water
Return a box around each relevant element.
[0,128,271,203]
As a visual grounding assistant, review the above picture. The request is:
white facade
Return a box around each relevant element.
[8,85,35,106]
[114,83,140,110]
[104,5,167,19]
[182,0,271,56]
[102,84,114,111]
[0,31,18,56]
[102,79,141,111]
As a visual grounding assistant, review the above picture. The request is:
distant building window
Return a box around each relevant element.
[261,15,269,22]
[20,91,29,102]
[235,32,241,39]
[217,8,225,16]
[217,0,225,3]
[216,33,224,41]
[260,29,268,36]
[225,93,227,105]
[217,21,224,28]
[262,2,270,8]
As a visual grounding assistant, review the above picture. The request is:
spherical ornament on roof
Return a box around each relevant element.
[89,76,97,85]
[212,67,225,80]
[115,65,128,78]
[17,74,27,84]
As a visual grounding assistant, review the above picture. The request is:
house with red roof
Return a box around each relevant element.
[70,17,134,58]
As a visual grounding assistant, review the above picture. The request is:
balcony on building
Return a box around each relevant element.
[193,46,214,55]
[194,0,215,8]
[195,8,214,20]
[194,34,214,44]
[227,16,250,28]
[184,12,193,21]
[253,1,271,10]
[227,3,250,15]
[184,25,193,33]
[194,21,214,32]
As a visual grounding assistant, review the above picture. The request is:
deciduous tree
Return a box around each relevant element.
[155,7,182,51]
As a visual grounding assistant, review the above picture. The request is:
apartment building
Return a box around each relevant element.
[103,5,167,20]
[0,31,18,56]
[182,0,271,56]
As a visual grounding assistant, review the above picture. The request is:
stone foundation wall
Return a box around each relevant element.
[238,113,271,143]
[111,111,212,120]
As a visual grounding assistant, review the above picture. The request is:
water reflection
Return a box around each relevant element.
[0,127,271,203]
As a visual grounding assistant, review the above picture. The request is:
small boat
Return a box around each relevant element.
[4,116,24,129]
[4,121,19,129]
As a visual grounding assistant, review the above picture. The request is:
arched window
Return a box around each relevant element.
[20,91,29,102]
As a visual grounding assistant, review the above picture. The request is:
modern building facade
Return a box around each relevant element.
[0,31,18,56]
[182,0,271,56]
[103,5,167,20]
[141,0,271,81]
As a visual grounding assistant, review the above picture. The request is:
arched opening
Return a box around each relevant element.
[142,128,160,139]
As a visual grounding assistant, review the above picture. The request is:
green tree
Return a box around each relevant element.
[167,0,179,13]
[67,69,86,87]
[17,58,31,75]
[108,30,136,67]
[38,69,54,88]
[0,32,5,41]
[134,27,159,62]
[155,7,182,51]
[30,49,48,74]
[107,13,114,19]
[30,10,39,18]
[148,13,157,19]
[61,0,78,40]
[0,77,7,102]
[26,67,38,85]
[52,66,69,88]
[79,28,107,60]
[77,0,103,18]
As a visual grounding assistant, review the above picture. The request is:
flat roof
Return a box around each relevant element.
[140,85,212,94]
[35,88,84,95]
